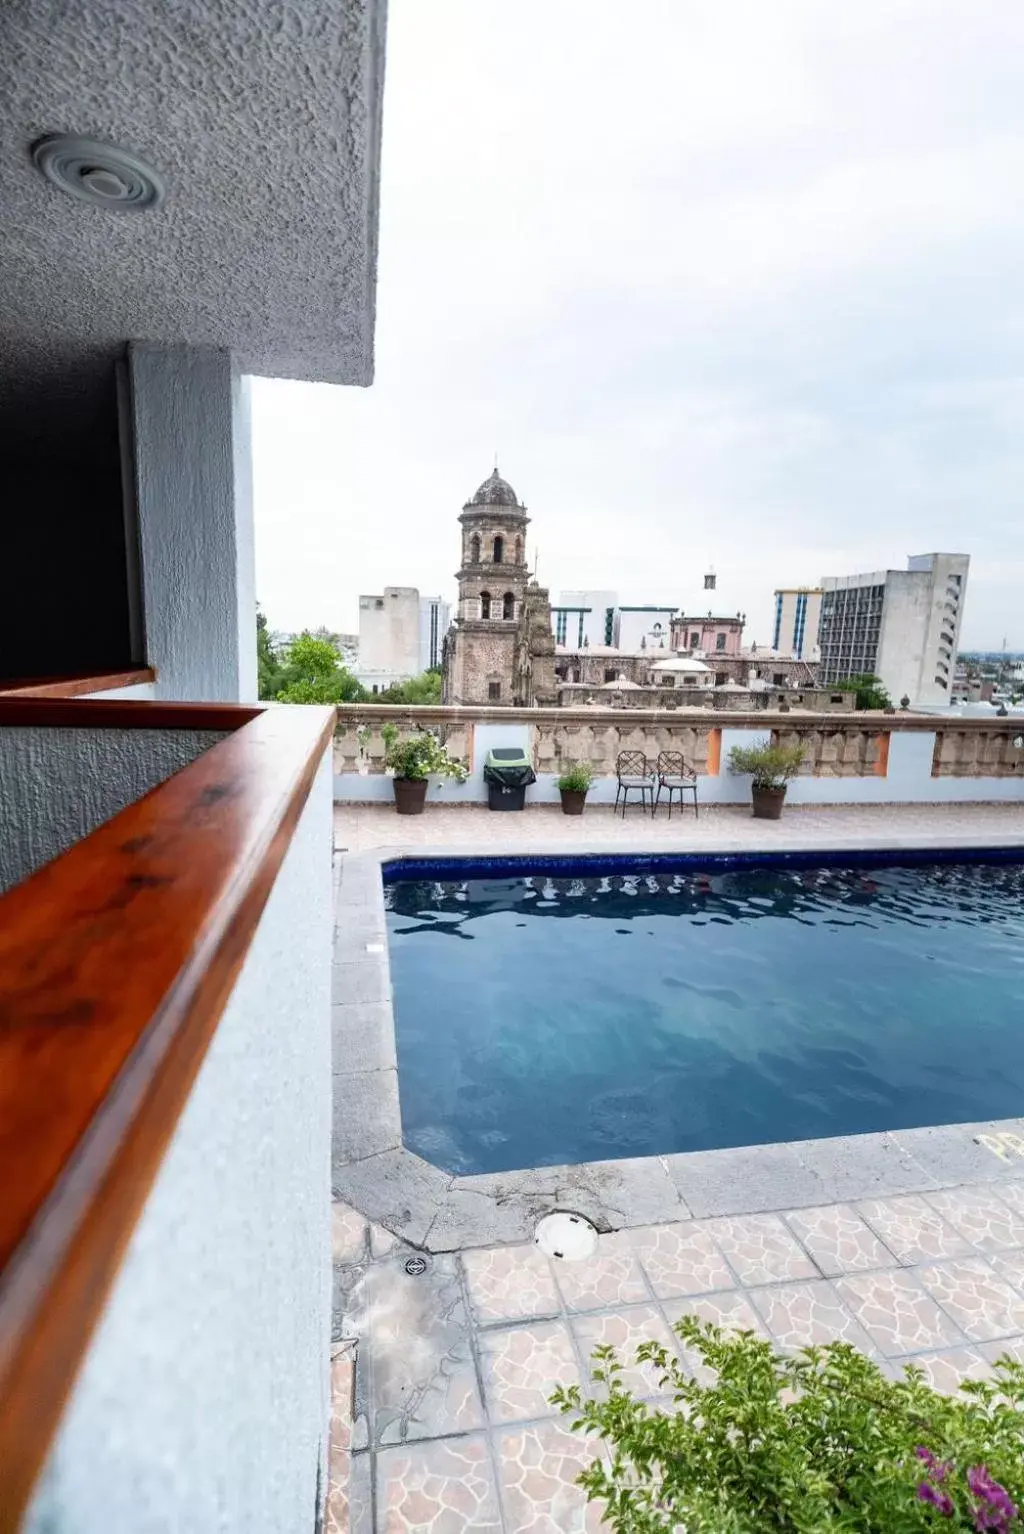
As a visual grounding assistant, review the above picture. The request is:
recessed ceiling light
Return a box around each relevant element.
[30,134,164,212]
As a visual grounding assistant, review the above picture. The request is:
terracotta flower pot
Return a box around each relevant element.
[751,785,787,820]
[393,777,428,815]
[559,788,587,816]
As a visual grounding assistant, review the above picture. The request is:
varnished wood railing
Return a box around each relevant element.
[0,667,157,699]
[0,700,335,1528]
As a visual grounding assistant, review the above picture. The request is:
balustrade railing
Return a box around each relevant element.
[334,704,1024,788]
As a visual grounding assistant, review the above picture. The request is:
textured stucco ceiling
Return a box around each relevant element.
[0,0,386,441]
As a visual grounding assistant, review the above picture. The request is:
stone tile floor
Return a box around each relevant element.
[334,799,1024,855]
[327,1185,1024,1532]
[328,803,1024,1527]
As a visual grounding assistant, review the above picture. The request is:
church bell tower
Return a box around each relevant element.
[442,468,530,704]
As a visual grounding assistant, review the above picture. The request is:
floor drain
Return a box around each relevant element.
[404,1256,427,1276]
[534,1211,598,1261]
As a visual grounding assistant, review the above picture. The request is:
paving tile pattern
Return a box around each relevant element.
[330,1187,1024,1530]
[331,801,1024,1528]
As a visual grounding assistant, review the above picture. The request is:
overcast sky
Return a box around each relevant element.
[253,0,1024,650]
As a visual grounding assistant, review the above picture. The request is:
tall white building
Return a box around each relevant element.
[772,588,823,660]
[419,595,451,671]
[356,586,421,693]
[819,553,969,707]
[356,587,452,691]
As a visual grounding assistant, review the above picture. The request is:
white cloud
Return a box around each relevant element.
[254,0,1024,649]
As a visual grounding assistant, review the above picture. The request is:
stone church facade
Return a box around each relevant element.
[442,469,557,706]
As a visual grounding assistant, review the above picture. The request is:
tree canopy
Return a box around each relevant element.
[376,669,443,705]
[830,673,893,710]
[258,612,368,704]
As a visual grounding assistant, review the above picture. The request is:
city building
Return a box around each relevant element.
[615,606,677,651]
[670,573,746,656]
[772,587,823,660]
[552,590,619,648]
[553,575,746,656]
[354,592,452,689]
[419,595,451,671]
[819,553,970,707]
[355,586,421,693]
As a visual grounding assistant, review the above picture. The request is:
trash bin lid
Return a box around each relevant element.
[484,746,532,769]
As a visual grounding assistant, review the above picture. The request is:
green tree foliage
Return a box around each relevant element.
[258,623,368,704]
[256,606,284,700]
[831,673,893,710]
[553,1318,1024,1532]
[377,670,443,705]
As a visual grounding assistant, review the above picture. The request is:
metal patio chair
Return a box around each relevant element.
[654,751,699,819]
[615,750,656,817]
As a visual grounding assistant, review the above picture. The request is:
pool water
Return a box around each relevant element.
[384,861,1024,1176]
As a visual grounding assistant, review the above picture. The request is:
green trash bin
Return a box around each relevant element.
[483,746,536,811]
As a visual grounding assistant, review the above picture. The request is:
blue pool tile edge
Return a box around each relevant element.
[379,844,1024,883]
[334,847,1024,1252]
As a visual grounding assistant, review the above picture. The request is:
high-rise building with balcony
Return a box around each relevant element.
[819,554,970,707]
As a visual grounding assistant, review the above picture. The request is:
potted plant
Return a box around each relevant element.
[557,760,594,816]
[727,737,805,820]
[380,723,468,815]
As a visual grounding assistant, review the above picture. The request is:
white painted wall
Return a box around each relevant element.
[129,344,257,704]
[24,752,333,1534]
[0,727,228,894]
[357,587,421,688]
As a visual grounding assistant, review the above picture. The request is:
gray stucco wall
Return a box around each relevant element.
[24,750,333,1534]
[0,727,228,894]
[130,344,257,704]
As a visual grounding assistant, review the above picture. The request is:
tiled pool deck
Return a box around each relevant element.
[329,802,1024,1532]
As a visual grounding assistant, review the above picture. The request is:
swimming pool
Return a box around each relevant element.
[383,854,1024,1176]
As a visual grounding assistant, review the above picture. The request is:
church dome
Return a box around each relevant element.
[467,468,522,508]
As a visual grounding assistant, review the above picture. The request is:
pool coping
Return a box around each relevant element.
[332,833,1024,1253]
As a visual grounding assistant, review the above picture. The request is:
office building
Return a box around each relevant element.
[419,595,451,671]
[819,553,969,707]
[356,586,421,692]
[772,588,823,660]
[552,591,619,648]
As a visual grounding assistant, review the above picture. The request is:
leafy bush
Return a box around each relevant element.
[553,1318,1024,1532]
[273,632,367,704]
[377,670,443,705]
[830,672,893,711]
[557,760,595,793]
[380,722,468,782]
[728,738,805,789]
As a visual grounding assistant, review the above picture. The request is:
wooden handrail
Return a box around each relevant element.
[0,668,157,699]
[0,697,262,730]
[0,703,335,1527]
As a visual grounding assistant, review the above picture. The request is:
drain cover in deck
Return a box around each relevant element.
[535,1212,598,1262]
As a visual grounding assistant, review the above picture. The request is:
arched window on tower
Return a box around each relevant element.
[470,533,480,564]
[493,534,504,564]
[479,591,491,620]
[502,591,515,620]
[514,536,523,565]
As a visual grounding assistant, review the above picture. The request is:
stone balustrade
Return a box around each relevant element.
[333,704,1024,805]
